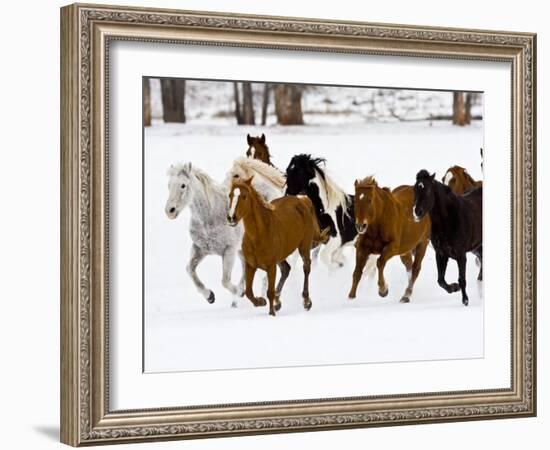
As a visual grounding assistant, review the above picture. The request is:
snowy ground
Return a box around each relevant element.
[144,120,484,373]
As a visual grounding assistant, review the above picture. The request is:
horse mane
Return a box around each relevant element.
[232,157,286,191]
[308,156,349,213]
[355,175,378,188]
[417,169,452,194]
[169,162,225,207]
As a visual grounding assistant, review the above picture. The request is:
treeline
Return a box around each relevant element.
[143,77,479,127]
[143,78,305,127]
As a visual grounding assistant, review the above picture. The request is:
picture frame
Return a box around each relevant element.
[60,2,537,446]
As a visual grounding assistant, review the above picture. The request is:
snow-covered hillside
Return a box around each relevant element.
[144,120,484,373]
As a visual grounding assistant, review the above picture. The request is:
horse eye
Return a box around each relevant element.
[233,174,239,178]
[181,184,186,189]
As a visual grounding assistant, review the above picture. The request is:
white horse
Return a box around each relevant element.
[224,156,286,201]
[165,162,243,304]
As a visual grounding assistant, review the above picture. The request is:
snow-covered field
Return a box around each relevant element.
[144,120,484,373]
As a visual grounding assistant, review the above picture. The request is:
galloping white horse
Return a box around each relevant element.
[165,162,243,304]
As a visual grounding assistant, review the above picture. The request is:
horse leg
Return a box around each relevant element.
[348,246,369,299]
[457,255,469,306]
[311,245,321,267]
[473,245,483,281]
[221,248,242,299]
[186,244,214,303]
[376,246,398,297]
[401,239,429,303]
[299,246,313,311]
[320,236,341,270]
[244,262,266,308]
[237,250,246,296]
[399,252,414,303]
[436,252,459,293]
[267,264,277,316]
[274,260,291,312]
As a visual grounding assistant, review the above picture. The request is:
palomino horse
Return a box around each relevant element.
[227,178,329,316]
[246,134,273,165]
[225,156,286,203]
[165,162,243,304]
[442,165,482,195]
[349,176,431,303]
[285,154,356,269]
[413,170,482,306]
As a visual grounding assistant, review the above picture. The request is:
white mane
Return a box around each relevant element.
[168,162,225,206]
[229,157,286,191]
[313,166,349,214]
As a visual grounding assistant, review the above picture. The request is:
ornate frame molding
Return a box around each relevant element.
[60,3,536,446]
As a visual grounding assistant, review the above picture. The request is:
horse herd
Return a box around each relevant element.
[165,134,483,316]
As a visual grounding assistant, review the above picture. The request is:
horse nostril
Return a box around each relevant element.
[169,207,176,214]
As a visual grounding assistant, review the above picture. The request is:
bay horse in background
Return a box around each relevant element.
[227,178,329,316]
[246,134,274,166]
[413,170,482,306]
[349,177,431,303]
[442,165,482,195]
[285,154,357,269]
[165,162,243,305]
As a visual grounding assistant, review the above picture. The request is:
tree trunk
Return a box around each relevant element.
[452,92,466,126]
[233,82,243,125]
[143,78,151,127]
[274,84,304,125]
[464,93,473,125]
[242,82,255,125]
[160,79,186,123]
[261,84,270,126]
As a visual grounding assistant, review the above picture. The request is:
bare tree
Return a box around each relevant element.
[261,83,271,126]
[160,79,186,123]
[233,82,255,125]
[452,91,467,126]
[274,84,304,125]
[143,78,151,127]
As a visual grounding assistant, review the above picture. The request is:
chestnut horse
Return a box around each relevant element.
[349,176,431,303]
[246,134,273,165]
[227,178,328,316]
[442,165,482,195]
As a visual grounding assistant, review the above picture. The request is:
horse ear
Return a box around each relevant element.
[260,133,266,144]
[247,134,252,145]
[431,173,436,179]
[180,162,192,175]
[354,179,359,187]
[244,176,254,185]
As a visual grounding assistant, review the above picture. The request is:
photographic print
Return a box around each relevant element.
[143,78,484,373]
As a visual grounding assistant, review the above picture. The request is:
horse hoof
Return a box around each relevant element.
[379,287,389,298]
[303,299,312,311]
[255,297,267,307]
[348,292,356,300]
[399,296,410,303]
[450,283,460,292]
[269,309,276,317]
[230,300,238,308]
[206,291,215,304]
[274,300,282,311]
[462,298,469,306]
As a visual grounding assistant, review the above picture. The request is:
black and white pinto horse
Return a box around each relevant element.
[285,154,358,269]
[412,170,482,306]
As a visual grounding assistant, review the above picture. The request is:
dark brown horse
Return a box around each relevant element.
[246,134,273,165]
[349,177,431,303]
[228,178,329,316]
[442,165,482,195]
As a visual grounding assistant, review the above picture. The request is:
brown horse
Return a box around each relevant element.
[442,165,482,195]
[246,134,273,165]
[228,178,329,316]
[349,177,431,303]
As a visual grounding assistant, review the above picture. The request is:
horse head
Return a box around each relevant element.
[246,134,271,164]
[285,154,322,195]
[227,177,254,226]
[354,176,380,234]
[165,162,195,219]
[413,170,436,222]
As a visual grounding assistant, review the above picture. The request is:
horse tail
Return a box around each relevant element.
[316,227,331,245]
